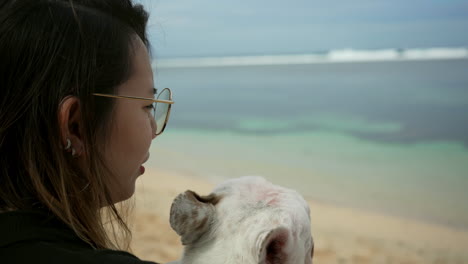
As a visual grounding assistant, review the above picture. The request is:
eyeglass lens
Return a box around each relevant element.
[153,88,170,134]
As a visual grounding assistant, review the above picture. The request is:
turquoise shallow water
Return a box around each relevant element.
[148,128,468,230]
[147,59,468,229]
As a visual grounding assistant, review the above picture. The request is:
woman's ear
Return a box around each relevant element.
[58,96,84,158]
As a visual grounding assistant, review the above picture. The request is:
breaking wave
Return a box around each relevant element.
[154,47,468,68]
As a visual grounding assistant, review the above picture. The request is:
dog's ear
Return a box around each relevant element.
[310,242,314,263]
[169,190,221,245]
[257,226,290,264]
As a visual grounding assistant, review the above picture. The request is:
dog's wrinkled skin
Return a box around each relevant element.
[168,176,313,264]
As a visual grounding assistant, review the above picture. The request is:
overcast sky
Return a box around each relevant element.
[135,0,468,58]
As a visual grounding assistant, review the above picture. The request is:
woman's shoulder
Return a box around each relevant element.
[1,241,159,264]
[0,210,159,264]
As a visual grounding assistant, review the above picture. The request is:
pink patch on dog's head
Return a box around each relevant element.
[256,189,284,206]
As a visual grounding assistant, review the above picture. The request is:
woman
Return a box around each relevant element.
[0,0,173,263]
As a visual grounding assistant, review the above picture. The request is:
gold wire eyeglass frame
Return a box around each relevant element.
[92,87,174,136]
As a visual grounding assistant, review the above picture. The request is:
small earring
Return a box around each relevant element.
[71,148,76,157]
[64,138,71,150]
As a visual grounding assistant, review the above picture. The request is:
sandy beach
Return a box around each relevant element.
[129,168,468,264]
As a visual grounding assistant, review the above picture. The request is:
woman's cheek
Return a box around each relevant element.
[138,113,154,148]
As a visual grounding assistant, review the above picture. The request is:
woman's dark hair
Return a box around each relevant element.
[0,0,149,249]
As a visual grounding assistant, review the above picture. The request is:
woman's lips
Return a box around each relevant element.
[140,154,149,174]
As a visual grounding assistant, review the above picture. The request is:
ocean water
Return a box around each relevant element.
[148,58,468,229]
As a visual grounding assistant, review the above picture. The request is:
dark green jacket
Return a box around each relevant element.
[0,210,158,264]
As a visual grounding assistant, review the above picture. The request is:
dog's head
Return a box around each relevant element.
[170,176,313,264]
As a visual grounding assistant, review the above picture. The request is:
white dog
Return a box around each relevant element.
[168,176,314,264]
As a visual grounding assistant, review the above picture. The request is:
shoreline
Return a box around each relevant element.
[301,193,468,233]
[130,168,468,263]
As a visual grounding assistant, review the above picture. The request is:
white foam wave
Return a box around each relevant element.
[402,48,468,60]
[154,47,468,68]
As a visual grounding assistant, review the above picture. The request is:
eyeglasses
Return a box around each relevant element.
[93,88,174,136]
